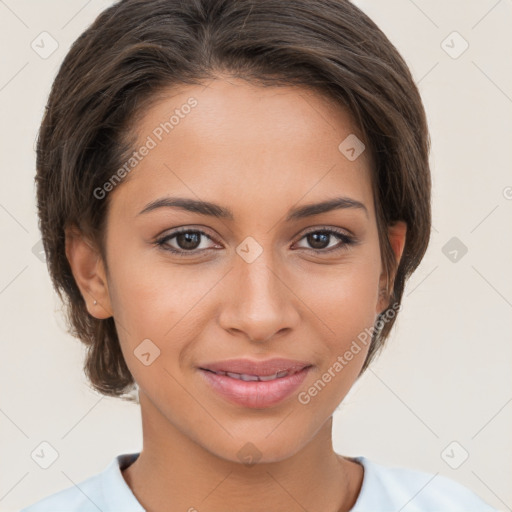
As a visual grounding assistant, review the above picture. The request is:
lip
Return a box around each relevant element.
[198,358,312,409]
[199,358,312,376]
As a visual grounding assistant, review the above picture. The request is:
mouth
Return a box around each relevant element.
[198,357,312,377]
[197,358,313,408]
[199,366,308,382]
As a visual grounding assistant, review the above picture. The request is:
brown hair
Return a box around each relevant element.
[36,0,431,401]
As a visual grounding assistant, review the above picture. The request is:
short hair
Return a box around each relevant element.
[36,0,431,401]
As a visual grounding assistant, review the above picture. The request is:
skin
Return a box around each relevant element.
[66,76,406,512]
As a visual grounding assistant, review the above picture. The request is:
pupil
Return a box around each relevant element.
[174,231,331,251]
[308,232,329,249]
[177,232,200,250]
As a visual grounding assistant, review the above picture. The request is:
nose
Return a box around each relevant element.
[218,251,301,343]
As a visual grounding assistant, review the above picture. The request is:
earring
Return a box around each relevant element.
[93,300,97,305]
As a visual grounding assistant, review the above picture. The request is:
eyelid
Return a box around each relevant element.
[155,226,220,252]
[299,225,353,239]
[155,224,220,243]
[292,226,356,252]
[155,225,357,256]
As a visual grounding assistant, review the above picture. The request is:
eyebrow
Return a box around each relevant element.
[137,196,368,221]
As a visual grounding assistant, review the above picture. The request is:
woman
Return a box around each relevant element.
[22,0,497,510]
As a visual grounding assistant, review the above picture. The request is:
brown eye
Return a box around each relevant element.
[295,228,355,253]
[306,231,331,250]
[174,231,202,250]
[156,229,219,256]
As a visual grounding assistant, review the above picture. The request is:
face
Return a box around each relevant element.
[69,77,405,464]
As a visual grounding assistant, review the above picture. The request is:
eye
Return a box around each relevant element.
[155,226,356,257]
[155,228,219,256]
[294,228,356,254]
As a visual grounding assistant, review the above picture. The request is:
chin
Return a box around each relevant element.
[202,430,308,466]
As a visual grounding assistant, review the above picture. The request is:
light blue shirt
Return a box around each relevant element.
[20,452,498,511]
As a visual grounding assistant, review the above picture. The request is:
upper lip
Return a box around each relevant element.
[199,358,312,376]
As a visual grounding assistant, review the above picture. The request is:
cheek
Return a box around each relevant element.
[106,234,208,332]
[107,224,381,361]
[298,252,381,327]
[295,249,381,376]
[297,267,380,407]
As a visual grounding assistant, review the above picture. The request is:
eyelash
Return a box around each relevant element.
[154,227,356,257]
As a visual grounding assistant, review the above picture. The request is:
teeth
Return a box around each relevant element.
[212,370,296,381]
[258,373,279,381]
[239,373,260,382]
[226,371,265,381]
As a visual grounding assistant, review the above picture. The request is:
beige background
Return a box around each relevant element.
[1,0,511,510]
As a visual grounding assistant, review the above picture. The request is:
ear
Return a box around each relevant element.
[65,225,113,319]
[377,220,407,313]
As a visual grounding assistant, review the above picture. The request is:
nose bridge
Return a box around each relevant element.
[220,239,298,341]
[240,248,281,302]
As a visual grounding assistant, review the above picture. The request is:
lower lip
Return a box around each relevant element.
[199,367,311,408]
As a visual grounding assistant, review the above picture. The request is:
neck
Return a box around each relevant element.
[122,391,363,512]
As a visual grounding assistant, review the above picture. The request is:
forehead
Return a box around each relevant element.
[111,77,374,221]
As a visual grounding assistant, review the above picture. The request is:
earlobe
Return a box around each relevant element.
[64,226,113,319]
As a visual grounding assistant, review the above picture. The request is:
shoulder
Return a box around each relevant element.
[350,456,498,512]
[20,453,143,512]
[19,473,104,512]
